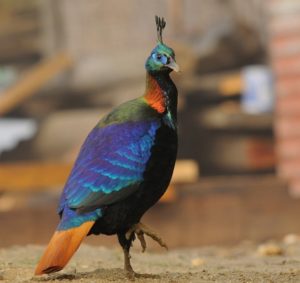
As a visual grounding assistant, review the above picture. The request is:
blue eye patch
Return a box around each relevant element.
[160,54,168,64]
[151,53,169,64]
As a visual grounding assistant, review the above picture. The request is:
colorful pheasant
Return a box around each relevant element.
[35,16,179,278]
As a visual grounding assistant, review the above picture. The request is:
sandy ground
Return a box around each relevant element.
[1,239,300,283]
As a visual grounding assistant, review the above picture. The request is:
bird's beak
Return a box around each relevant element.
[167,58,180,72]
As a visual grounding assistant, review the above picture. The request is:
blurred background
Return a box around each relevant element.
[0,0,298,249]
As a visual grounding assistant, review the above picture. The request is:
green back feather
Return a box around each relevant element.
[98,98,159,127]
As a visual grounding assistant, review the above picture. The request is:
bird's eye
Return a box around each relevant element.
[152,53,169,65]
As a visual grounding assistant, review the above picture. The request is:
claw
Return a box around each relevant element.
[126,222,168,252]
[136,232,146,252]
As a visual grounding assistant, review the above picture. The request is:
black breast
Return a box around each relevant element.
[89,123,177,235]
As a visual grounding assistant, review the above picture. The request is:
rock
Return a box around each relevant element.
[191,257,205,266]
[283,234,300,245]
[257,243,284,256]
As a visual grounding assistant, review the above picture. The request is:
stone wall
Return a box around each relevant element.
[268,0,300,195]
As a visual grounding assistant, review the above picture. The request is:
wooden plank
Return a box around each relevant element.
[1,174,297,248]
[218,73,243,96]
[0,52,73,115]
[182,71,242,97]
[0,162,72,192]
[0,160,199,194]
[0,160,178,202]
[162,158,199,202]
[177,175,287,196]
[200,102,273,130]
[172,159,199,183]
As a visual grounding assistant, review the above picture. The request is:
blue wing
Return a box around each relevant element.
[58,119,161,214]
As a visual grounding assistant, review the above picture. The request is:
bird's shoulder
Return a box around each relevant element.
[98,97,160,127]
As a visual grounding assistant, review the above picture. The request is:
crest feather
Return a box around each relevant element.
[155,16,166,43]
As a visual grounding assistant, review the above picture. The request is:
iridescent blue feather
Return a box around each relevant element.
[57,119,161,230]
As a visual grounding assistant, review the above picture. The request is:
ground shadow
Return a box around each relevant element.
[31,268,163,282]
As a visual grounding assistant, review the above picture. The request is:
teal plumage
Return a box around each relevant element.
[59,118,161,220]
[35,16,179,278]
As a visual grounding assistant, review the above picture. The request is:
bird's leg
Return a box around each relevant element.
[117,232,135,279]
[126,222,168,252]
[123,247,134,276]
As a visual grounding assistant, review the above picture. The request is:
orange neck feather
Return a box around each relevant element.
[144,73,165,113]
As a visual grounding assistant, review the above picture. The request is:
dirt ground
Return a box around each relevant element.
[1,238,300,283]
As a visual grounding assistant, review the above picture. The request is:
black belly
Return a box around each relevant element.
[89,125,177,235]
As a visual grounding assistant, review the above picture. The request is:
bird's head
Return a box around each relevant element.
[145,16,179,74]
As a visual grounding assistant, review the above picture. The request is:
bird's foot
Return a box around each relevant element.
[123,247,136,280]
[126,222,168,252]
[125,266,136,280]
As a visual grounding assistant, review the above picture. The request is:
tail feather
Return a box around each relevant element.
[35,221,95,275]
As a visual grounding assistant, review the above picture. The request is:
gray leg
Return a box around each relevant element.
[117,232,135,279]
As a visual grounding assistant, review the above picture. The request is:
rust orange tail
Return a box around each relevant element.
[35,221,95,275]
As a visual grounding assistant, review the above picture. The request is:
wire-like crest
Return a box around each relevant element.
[155,15,166,43]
